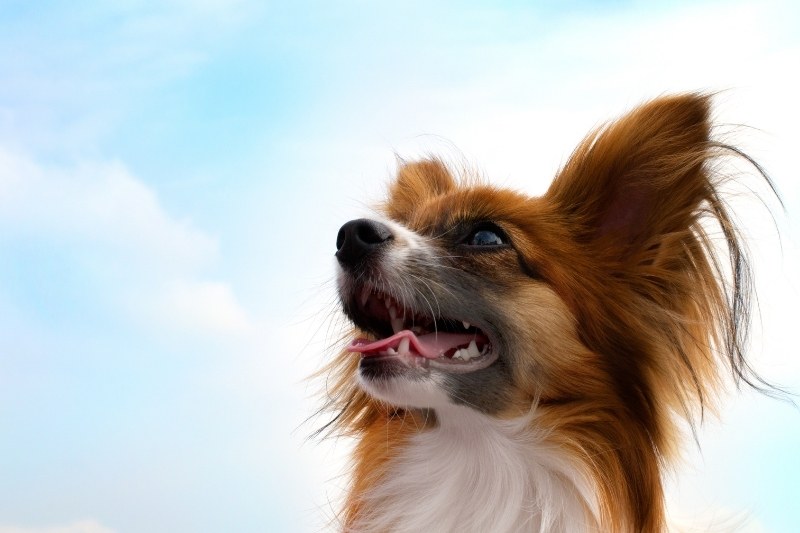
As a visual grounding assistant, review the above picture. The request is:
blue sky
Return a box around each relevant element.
[1,1,798,532]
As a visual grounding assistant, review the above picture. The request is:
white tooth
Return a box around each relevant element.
[455,348,469,361]
[468,340,480,358]
[389,306,404,333]
[398,337,410,355]
[452,351,464,361]
[386,347,397,355]
[462,321,471,330]
[360,287,370,306]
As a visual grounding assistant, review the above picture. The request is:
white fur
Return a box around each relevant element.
[357,366,451,409]
[380,217,426,252]
[350,404,600,533]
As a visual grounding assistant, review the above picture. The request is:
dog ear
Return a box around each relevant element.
[546,94,713,257]
[384,158,455,221]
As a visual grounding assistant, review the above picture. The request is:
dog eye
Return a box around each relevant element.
[469,230,503,246]
[464,224,508,247]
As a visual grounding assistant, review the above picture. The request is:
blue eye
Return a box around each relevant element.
[468,229,504,246]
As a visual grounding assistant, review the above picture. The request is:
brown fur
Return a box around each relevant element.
[319,94,775,531]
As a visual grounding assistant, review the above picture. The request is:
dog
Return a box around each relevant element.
[321,93,778,532]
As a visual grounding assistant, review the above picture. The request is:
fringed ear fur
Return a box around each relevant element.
[543,92,779,426]
[547,94,714,257]
[384,158,455,221]
[535,93,781,532]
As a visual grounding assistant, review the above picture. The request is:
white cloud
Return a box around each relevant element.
[0,521,116,533]
[0,146,252,335]
[143,279,253,333]
[0,147,216,270]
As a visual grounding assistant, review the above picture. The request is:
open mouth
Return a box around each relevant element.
[345,286,497,373]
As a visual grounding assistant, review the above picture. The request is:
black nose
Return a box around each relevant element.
[336,218,393,267]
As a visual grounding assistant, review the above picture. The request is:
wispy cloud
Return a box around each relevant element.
[0,1,265,153]
[139,279,253,333]
[0,147,215,268]
[0,146,251,335]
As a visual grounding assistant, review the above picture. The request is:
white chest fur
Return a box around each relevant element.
[351,406,598,533]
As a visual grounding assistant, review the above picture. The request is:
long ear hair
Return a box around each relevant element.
[545,93,781,419]
[541,93,783,529]
[532,93,783,531]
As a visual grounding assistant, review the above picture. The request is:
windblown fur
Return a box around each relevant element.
[318,94,778,532]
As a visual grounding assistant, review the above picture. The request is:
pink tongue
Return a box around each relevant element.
[347,330,484,359]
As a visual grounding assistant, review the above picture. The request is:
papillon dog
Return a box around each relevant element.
[321,94,777,532]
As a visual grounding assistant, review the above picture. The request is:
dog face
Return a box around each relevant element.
[335,163,588,416]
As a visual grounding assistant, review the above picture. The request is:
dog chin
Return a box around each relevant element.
[357,364,452,409]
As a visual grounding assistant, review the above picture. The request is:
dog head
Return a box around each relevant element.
[328,94,775,531]
[337,94,754,422]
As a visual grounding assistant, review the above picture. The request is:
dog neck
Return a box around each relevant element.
[350,404,599,533]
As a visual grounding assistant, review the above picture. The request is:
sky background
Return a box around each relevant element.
[1,1,799,532]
